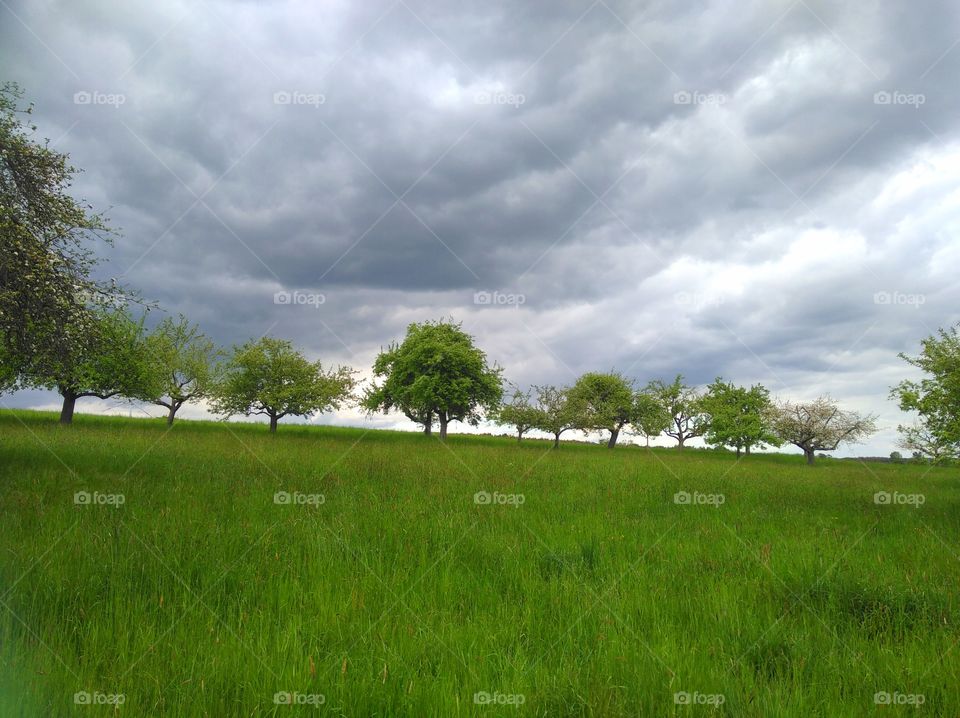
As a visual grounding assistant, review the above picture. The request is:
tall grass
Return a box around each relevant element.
[1,409,957,716]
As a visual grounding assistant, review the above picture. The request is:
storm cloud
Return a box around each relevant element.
[3,0,958,453]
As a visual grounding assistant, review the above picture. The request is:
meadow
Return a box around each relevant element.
[0,409,957,716]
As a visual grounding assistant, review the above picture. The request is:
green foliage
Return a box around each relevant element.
[630,390,671,445]
[21,306,153,405]
[142,315,223,423]
[645,375,707,448]
[700,378,779,455]
[0,83,126,378]
[362,319,502,437]
[891,324,960,462]
[568,371,634,447]
[495,386,540,440]
[531,384,581,446]
[213,337,356,431]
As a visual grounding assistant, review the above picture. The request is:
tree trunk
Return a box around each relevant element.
[805,449,815,465]
[645,435,650,447]
[166,403,179,426]
[677,435,685,449]
[736,446,742,458]
[553,433,561,449]
[269,414,278,433]
[516,429,522,442]
[607,428,619,449]
[745,444,751,456]
[59,391,77,425]
[438,413,448,441]
[423,422,432,436]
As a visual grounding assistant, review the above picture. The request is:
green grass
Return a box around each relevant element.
[1,409,958,716]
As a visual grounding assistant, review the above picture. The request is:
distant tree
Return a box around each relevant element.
[889,451,903,463]
[890,324,960,463]
[895,424,953,464]
[213,337,356,432]
[1,83,128,378]
[495,386,540,442]
[646,375,707,449]
[23,307,153,424]
[362,320,502,440]
[143,315,223,425]
[531,384,581,448]
[630,390,671,447]
[769,396,877,465]
[700,378,779,457]
[568,372,635,448]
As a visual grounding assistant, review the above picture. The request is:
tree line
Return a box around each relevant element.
[2,83,958,464]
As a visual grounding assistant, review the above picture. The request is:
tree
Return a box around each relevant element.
[531,384,581,448]
[213,337,356,432]
[495,386,540,442]
[23,307,154,424]
[568,372,634,448]
[362,320,502,440]
[700,378,779,457]
[630,390,671,447]
[1,83,127,379]
[768,396,877,465]
[890,324,960,463]
[143,315,222,425]
[646,375,707,449]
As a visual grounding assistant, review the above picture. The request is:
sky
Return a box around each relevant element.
[2,0,958,455]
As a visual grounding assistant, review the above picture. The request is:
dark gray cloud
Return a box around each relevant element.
[2,0,959,453]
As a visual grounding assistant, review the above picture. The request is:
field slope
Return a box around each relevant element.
[1,410,958,716]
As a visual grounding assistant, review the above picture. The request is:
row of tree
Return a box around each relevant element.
[2,82,957,464]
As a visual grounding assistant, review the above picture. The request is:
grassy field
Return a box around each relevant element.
[0,409,958,716]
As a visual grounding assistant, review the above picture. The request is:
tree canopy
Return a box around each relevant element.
[700,378,779,456]
[362,319,502,439]
[891,324,960,463]
[213,337,356,432]
[568,372,635,448]
[768,396,877,464]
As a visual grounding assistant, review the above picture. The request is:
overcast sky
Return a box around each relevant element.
[3,0,958,454]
